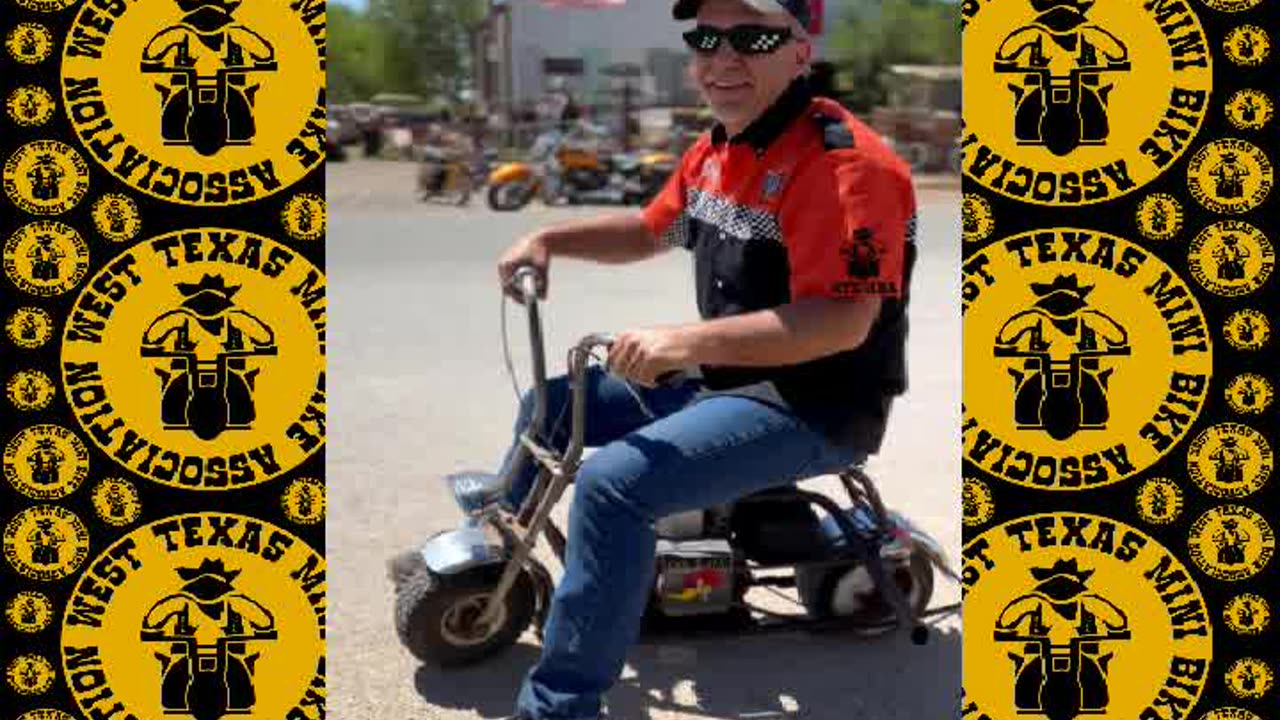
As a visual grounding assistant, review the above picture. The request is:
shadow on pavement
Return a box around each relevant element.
[413,625,961,719]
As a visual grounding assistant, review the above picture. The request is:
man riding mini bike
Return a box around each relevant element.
[392,1,958,718]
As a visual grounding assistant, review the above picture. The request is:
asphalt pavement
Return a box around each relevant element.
[327,159,963,720]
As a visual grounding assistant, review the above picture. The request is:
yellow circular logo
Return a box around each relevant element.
[16,711,77,720]
[962,476,996,527]
[1187,220,1274,297]
[60,513,326,720]
[962,194,995,243]
[282,194,326,241]
[1225,89,1273,131]
[6,654,56,695]
[962,514,1212,720]
[1187,423,1272,499]
[91,194,143,243]
[1223,309,1270,351]
[6,591,55,633]
[3,141,91,216]
[8,369,58,411]
[3,505,90,581]
[1200,0,1263,10]
[1225,658,1273,699]
[1198,710,1262,720]
[1225,373,1273,415]
[1135,477,1183,525]
[1187,140,1273,214]
[282,477,325,524]
[6,307,55,349]
[1135,193,1183,241]
[7,86,57,127]
[13,0,80,11]
[1223,593,1270,636]
[964,229,1212,489]
[4,425,91,501]
[1224,26,1270,67]
[91,477,143,527]
[60,0,327,206]
[6,24,55,64]
[1187,505,1273,581]
[961,0,1212,205]
[4,221,92,298]
[61,228,327,490]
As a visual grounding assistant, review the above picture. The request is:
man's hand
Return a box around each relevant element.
[607,327,694,387]
[498,231,551,302]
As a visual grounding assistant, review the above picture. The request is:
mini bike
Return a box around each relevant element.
[390,267,960,667]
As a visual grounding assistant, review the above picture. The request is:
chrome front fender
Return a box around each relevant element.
[420,521,504,576]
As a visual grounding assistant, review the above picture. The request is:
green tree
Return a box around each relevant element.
[366,0,486,102]
[828,0,960,112]
[329,4,386,103]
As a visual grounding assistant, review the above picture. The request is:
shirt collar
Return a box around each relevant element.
[710,76,815,151]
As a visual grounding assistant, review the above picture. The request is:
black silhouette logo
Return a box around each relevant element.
[141,559,278,719]
[995,274,1131,440]
[1212,153,1250,200]
[994,0,1131,156]
[28,518,64,567]
[141,274,278,441]
[140,0,279,156]
[994,559,1130,719]
[841,227,881,278]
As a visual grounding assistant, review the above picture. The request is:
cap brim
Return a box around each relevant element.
[674,0,789,21]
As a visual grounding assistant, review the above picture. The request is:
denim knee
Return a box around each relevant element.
[572,457,653,526]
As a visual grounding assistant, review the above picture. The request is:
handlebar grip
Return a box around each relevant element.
[510,265,542,302]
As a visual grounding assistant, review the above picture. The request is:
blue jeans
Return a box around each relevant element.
[501,367,863,720]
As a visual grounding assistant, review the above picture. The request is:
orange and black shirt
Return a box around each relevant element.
[642,79,918,451]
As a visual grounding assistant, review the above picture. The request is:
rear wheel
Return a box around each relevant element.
[798,550,934,637]
[393,554,536,667]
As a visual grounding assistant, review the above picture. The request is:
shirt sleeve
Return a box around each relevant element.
[641,151,694,250]
[779,151,915,301]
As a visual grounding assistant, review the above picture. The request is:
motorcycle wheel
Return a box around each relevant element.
[393,553,536,668]
[488,182,535,211]
[796,550,934,637]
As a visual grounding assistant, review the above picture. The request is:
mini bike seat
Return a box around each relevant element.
[445,471,508,514]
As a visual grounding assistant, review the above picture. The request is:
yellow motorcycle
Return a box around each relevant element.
[487,132,676,211]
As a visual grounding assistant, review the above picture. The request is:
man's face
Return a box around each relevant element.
[690,0,811,134]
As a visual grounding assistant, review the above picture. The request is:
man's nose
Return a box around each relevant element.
[707,42,747,66]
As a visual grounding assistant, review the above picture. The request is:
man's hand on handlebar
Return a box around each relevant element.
[499,232,551,303]
[607,327,694,388]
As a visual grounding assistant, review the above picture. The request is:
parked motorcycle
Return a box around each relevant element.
[487,131,676,211]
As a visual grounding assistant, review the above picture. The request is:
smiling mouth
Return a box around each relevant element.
[708,82,751,91]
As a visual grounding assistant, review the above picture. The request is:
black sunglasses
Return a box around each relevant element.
[682,24,794,56]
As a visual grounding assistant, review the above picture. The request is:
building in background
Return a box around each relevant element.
[472,0,833,123]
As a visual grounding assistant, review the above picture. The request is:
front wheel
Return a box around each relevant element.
[488,181,536,211]
[394,558,536,667]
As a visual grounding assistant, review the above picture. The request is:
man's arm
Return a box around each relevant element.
[537,212,668,264]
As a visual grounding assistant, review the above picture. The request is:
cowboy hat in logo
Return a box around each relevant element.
[1187,140,1273,215]
[60,0,326,205]
[91,194,143,243]
[6,23,55,65]
[7,86,57,127]
[1224,373,1273,415]
[962,194,996,243]
[1223,658,1273,700]
[7,369,58,412]
[1135,477,1183,526]
[1223,26,1270,67]
[4,222,92,298]
[961,0,1212,205]
[60,228,326,490]
[962,514,1212,720]
[1222,309,1270,352]
[281,477,325,525]
[1187,505,1273,582]
[1223,594,1270,636]
[3,505,90,582]
[1187,221,1274,297]
[6,591,55,633]
[91,477,144,526]
[1224,89,1273,132]
[281,194,326,241]
[6,307,55,349]
[6,654,56,695]
[963,229,1212,489]
[1186,424,1272,500]
[3,141,91,216]
[61,514,325,720]
[1134,194,1183,242]
[3,425,91,501]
